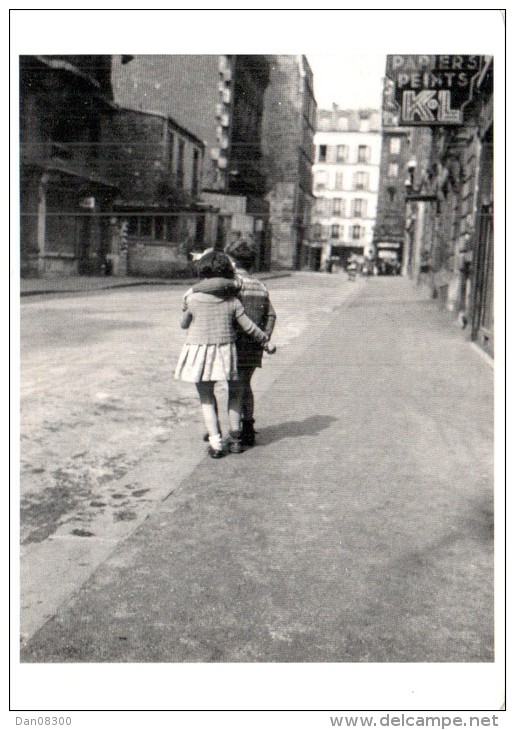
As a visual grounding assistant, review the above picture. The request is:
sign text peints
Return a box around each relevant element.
[385,55,482,126]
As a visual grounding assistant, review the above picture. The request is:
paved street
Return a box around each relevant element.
[20,272,361,640]
[19,273,494,663]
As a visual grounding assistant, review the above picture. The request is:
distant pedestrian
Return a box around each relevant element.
[175,251,269,458]
[225,238,277,447]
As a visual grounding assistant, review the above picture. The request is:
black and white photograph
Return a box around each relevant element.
[10,7,505,723]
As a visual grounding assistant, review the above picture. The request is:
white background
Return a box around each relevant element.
[8,4,507,723]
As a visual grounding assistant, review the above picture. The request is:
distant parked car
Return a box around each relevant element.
[377,253,400,275]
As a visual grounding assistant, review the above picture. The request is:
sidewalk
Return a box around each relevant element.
[19,270,291,296]
[20,277,494,666]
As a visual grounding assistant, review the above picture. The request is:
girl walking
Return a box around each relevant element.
[175,251,269,458]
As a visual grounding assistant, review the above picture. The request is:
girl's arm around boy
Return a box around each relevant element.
[234,300,269,345]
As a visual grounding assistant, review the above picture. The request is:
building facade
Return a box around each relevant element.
[105,109,204,206]
[20,55,118,277]
[112,54,317,270]
[381,55,494,357]
[373,125,410,270]
[111,54,272,268]
[20,55,214,279]
[262,55,317,269]
[309,106,381,271]
[111,54,221,190]
[103,107,207,277]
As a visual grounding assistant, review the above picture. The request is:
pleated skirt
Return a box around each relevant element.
[174,342,239,382]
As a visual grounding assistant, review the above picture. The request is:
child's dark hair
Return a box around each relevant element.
[231,250,255,270]
[196,251,235,280]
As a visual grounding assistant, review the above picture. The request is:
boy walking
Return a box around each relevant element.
[226,238,277,448]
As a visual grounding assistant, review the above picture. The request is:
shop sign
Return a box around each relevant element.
[385,55,482,126]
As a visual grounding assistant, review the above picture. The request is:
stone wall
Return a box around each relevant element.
[262,56,316,269]
[127,241,191,278]
[111,55,220,189]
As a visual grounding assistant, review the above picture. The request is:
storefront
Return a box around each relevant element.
[21,166,117,277]
[470,58,494,357]
[376,241,402,274]
[384,55,495,357]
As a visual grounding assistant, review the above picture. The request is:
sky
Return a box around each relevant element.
[307,54,386,112]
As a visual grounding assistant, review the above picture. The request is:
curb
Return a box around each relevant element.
[20,272,292,297]
[469,342,494,368]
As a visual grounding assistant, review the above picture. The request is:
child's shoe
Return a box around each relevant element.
[241,419,256,447]
[208,446,224,458]
[227,430,244,454]
[208,434,225,459]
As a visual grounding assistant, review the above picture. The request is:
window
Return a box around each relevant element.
[192,149,200,195]
[315,170,327,190]
[166,216,179,242]
[307,97,316,128]
[332,198,342,216]
[140,217,152,237]
[388,162,399,178]
[313,223,322,240]
[390,137,401,155]
[168,127,174,173]
[88,117,101,160]
[177,139,185,188]
[354,171,369,190]
[334,172,344,190]
[352,225,362,240]
[318,145,327,162]
[127,217,138,236]
[336,145,348,163]
[154,217,165,240]
[315,197,325,213]
[359,119,370,133]
[358,145,370,163]
[331,224,340,239]
[337,116,348,131]
[352,199,367,218]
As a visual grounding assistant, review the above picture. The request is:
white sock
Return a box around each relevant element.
[208,434,223,451]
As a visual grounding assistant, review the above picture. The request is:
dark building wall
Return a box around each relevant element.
[42,55,114,98]
[101,108,205,207]
[374,128,410,250]
[262,55,316,268]
[111,54,271,197]
[101,110,169,205]
[262,56,304,185]
[111,54,318,270]
[19,55,117,277]
[379,55,494,356]
[20,56,113,173]
[470,125,493,353]
[111,55,221,189]
[111,54,219,145]
[227,56,269,197]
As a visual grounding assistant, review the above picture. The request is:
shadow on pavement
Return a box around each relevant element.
[255,415,338,446]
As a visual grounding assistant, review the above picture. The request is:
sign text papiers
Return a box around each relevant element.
[386,55,482,126]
